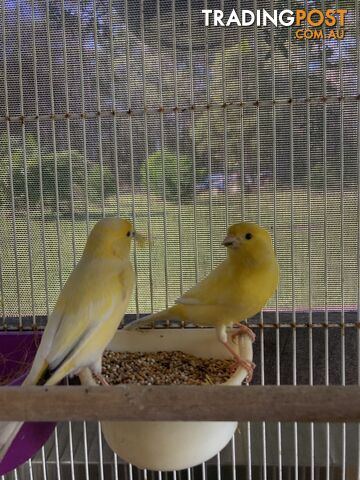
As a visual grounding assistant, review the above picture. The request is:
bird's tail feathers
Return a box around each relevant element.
[123,306,179,330]
[0,421,23,462]
[45,362,71,386]
[0,360,51,461]
[22,358,50,387]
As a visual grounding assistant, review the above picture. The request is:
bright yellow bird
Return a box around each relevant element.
[0,217,144,459]
[125,222,279,381]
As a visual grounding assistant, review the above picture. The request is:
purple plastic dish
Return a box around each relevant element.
[0,332,57,476]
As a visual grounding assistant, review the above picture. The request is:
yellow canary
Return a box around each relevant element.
[0,217,144,459]
[125,222,279,381]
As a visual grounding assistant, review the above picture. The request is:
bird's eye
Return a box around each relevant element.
[126,231,131,237]
[245,233,252,240]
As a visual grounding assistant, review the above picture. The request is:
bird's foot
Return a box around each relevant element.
[230,357,256,383]
[231,324,256,343]
[93,372,109,386]
[220,339,256,383]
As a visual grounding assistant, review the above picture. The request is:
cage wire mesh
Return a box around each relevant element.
[0,0,359,478]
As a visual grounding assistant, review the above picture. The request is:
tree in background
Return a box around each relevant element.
[0,133,115,215]
[142,150,194,203]
[0,0,357,198]
[36,151,115,214]
[0,133,39,209]
[193,5,358,191]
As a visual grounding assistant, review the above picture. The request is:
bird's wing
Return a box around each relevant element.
[46,296,116,373]
[26,259,132,386]
[175,297,201,305]
[46,263,133,378]
[22,311,63,385]
[175,260,230,306]
[125,261,233,330]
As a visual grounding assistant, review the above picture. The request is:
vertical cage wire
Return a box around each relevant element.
[40,446,47,480]
[16,0,36,328]
[76,0,90,235]
[187,0,199,285]
[172,0,184,298]
[357,1,360,478]
[203,0,213,272]
[124,0,140,317]
[75,1,92,474]
[237,5,252,475]
[108,0,120,218]
[287,3,298,480]
[338,3,346,479]
[30,0,50,323]
[113,452,119,480]
[54,426,62,480]
[156,0,169,310]
[92,0,105,217]
[220,0,228,229]
[0,237,6,326]
[27,458,33,480]
[237,0,245,222]
[140,0,155,313]
[60,0,77,268]
[128,463,134,480]
[201,461,206,480]
[45,0,63,297]
[253,2,268,480]
[58,2,77,475]
[97,421,104,480]
[321,1,330,479]
[67,417,75,480]
[304,4,315,480]
[270,0,282,477]
[216,452,221,480]
[1,0,22,327]
[231,435,236,480]
[82,422,90,480]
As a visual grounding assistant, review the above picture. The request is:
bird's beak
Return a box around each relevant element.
[222,234,239,248]
[134,231,147,248]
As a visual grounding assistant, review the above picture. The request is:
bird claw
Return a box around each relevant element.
[93,372,110,386]
[230,358,256,383]
[231,324,256,343]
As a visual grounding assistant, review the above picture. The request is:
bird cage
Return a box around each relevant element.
[0,0,359,479]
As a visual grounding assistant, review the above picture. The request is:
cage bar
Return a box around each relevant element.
[0,385,360,422]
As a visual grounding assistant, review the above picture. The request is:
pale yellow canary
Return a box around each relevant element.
[125,222,279,381]
[0,217,144,459]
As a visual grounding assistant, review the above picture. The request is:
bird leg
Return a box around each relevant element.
[231,324,256,343]
[220,339,256,383]
[216,323,255,382]
[92,372,110,387]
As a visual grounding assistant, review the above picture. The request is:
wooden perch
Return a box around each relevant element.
[0,385,358,422]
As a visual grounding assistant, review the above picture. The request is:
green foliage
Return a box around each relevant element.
[38,151,86,213]
[0,134,116,214]
[0,133,39,208]
[142,150,194,202]
[88,164,116,202]
[37,152,115,212]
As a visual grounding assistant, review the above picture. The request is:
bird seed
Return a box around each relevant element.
[101,351,233,385]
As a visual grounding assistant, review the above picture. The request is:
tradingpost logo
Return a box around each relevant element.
[201,8,348,40]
